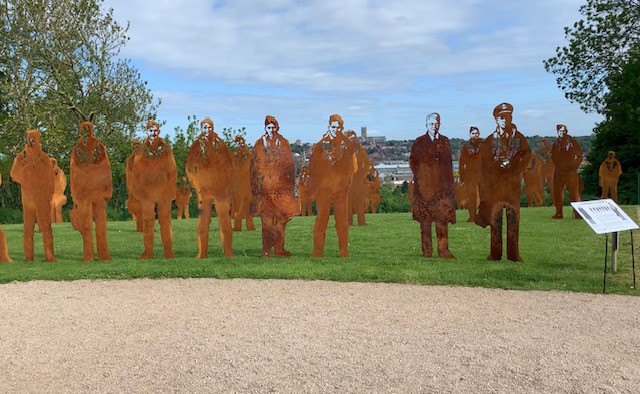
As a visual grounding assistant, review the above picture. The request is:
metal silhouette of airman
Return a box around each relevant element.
[69,121,113,261]
[550,124,583,219]
[127,120,177,259]
[522,156,543,207]
[10,129,56,262]
[298,165,313,216]
[453,180,467,210]
[367,160,381,213]
[251,115,299,257]
[50,158,67,223]
[346,130,370,226]
[475,103,531,262]
[535,138,555,199]
[175,176,192,220]
[308,114,357,257]
[599,150,622,202]
[459,126,483,222]
[409,112,456,259]
[231,135,256,231]
[186,117,234,257]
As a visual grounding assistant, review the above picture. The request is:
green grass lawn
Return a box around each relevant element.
[0,206,638,295]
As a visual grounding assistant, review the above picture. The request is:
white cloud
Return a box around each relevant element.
[104,0,602,141]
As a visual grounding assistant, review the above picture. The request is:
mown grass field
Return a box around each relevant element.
[0,206,638,295]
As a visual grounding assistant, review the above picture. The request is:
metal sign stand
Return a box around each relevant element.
[571,199,638,294]
[631,230,636,290]
[602,230,636,294]
[603,233,608,294]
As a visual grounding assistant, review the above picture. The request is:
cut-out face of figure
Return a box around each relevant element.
[426,113,440,137]
[495,115,507,130]
[557,125,568,139]
[199,118,219,142]
[201,120,212,135]
[147,122,160,143]
[608,151,616,160]
[470,127,480,139]
[492,103,513,132]
[328,121,342,138]
[346,130,358,142]
[265,123,277,138]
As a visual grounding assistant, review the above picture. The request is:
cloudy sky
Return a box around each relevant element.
[104,0,602,143]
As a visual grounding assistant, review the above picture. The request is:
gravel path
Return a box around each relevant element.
[0,278,638,393]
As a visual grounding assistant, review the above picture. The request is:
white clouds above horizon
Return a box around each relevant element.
[104,0,602,141]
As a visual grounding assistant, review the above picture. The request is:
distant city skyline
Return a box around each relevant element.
[104,0,602,144]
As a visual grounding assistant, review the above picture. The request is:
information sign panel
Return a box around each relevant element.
[571,199,639,234]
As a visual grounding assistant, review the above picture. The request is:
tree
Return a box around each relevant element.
[544,0,640,113]
[222,126,248,151]
[378,184,411,213]
[581,45,640,204]
[0,0,160,209]
[170,115,200,179]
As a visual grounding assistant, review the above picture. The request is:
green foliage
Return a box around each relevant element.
[582,45,640,204]
[0,207,637,296]
[170,115,200,179]
[379,184,411,213]
[544,0,640,113]
[222,127,248,151]
[0,0,160,211]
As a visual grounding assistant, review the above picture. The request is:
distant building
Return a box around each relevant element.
[367,136,387,145]
[360,126,387,145]
[376,160,459,186]
[376,161,412,186]
[360,126,367,140]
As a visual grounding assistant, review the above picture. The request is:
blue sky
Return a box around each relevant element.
[104,0,602,143]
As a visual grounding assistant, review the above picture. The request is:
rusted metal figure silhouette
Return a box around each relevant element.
[10,130,56,262]
[599,151,622,202]
[458,126,483,222]
[251,115,300,257]
[551,124,583,219]
[69,121,113,261]
[476,103,531,262]
[175,176,192,220]
[50,159,67,223]
[347,130,370,226]
[127,120,177,259]
[535,138,554,198]
[186,117,234,257]
[367,160,381,213]
[409,112,456,258]
[522,156,543,207]
[308,114,357,257]
[125,141,143,232]
[453,180,467,210]
[0,173,12,262]
[408,180,414,212]
[298,165,313,216]
[231,135,256,231]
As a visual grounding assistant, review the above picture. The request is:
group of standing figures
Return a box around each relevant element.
[1,114,381,262]
[1,104,623,263]
[411,102,623,263]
